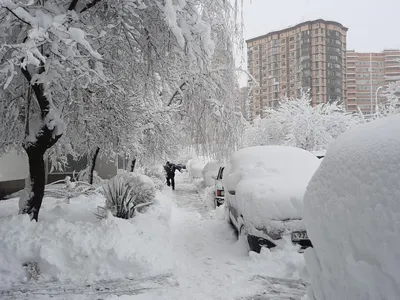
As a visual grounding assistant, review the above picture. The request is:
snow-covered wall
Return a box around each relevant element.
[0,151,29,182]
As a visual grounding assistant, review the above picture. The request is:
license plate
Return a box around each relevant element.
[291,231,308,241]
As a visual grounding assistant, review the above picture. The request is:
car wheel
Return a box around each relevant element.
[213,198,218,209]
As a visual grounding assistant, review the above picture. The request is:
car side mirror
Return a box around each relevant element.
[228,190,236,195]
[211,175,217,180]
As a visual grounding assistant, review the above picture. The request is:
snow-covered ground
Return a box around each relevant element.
[0,173,308,299]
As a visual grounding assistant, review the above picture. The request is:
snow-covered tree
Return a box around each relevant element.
[172,0,245,160]
[375,81,400,118]
[0,0,238,221]
[243,92,361,152]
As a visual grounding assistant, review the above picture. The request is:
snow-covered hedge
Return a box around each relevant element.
[202,161,221,187]
[102,172,156,219]
[303,114,400,300]
[142,166,165,191]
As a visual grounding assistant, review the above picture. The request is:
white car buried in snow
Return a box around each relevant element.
[223,146,321,253]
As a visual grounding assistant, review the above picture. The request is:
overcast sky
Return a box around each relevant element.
[243,0,400,52]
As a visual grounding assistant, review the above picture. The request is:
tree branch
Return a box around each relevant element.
[5,7,31,26]
[168,81,188,106]
[80,0,102,13]
[68,0,80,11]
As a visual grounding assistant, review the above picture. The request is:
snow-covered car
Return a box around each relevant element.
[303,114,400,300]
[223,146,321,253]
[211,167,225,208]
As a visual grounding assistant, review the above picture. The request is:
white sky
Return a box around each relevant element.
[243,0,400,52]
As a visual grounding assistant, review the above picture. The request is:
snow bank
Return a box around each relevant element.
[303,114,400,300]
[0,192,173,286]
[202,160,221,187]
[224,146,320,223]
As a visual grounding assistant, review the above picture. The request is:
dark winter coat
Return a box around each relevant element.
[164,164,176,177]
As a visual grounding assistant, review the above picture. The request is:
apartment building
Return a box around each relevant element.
[347,49,400,114]
[246,19,348,120]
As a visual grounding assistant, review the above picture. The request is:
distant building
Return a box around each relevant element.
[346,49,400,114]
[246,19,348,119]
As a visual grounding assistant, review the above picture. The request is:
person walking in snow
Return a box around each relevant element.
[164,161,177,190]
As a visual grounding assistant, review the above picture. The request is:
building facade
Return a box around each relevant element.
[346,49,400,114]
[246,19,348,119]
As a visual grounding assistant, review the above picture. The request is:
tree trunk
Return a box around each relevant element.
[44,156,49,185]
[20,66,63,222]
[130,158,136,172]
[22,147,46,222]
[89,147,100,184]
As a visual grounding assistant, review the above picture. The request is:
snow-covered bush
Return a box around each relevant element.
[202,161,221,187]
[303,114,400,300]
[142,166,165,191]
[375,81,400,118]
[102,173,156,219]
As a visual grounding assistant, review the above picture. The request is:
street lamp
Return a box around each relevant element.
[375,86,383,115]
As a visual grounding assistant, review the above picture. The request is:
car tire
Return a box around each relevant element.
[213,198,218,209]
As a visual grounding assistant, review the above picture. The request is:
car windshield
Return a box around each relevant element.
[218,167,224,179]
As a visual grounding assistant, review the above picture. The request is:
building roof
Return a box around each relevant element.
[246,19,348,43]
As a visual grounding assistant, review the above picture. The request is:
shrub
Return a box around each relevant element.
[101,172,156,219]
[142,166,165,191]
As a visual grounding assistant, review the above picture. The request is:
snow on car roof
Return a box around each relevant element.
[223,146,321,223]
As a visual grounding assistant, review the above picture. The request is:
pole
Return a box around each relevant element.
[370,53,373,116]
[375,86,383,116]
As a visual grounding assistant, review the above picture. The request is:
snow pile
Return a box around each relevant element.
[247,238,309,280]
[303,114,400,300]
[202,160,221,187]
[0,192,173,287]
[187,157,207,179]
[223,146,320,224]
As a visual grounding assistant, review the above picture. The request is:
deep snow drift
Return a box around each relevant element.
[0,192,173,287]
[303,114,400,300]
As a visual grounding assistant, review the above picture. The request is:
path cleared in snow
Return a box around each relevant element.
[0,173,307,300]
[161,173,308,299]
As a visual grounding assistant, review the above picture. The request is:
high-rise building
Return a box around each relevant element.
[246,19,348,120]
[346,49,400,114]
